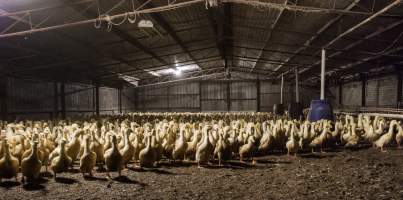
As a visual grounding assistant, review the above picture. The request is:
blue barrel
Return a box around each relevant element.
[307,100,333,122]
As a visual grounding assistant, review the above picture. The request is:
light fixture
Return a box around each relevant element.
[174,69,181,76]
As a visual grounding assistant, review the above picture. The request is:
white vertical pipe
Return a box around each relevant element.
[321,49,326,100]
[280,75,284,104]
[295,68,299,103]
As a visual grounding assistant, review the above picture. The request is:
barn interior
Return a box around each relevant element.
[0,0,403,199]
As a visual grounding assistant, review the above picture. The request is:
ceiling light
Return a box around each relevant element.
[174,70,181,76]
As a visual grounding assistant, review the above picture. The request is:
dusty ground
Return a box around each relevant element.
[1,147,403,200]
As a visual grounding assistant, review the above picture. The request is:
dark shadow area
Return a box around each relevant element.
[83,176,108,181]
[22,182,46,191]
[255,159,292,164]
[54,177,78,184]
[130,167,176,175]
[112,176,147,187]
[96,165,107,172]
[157,161,195,168]
[0,181,21,189]
[300,153,336,159]
[40,171,53,178]
[67,168,81,173]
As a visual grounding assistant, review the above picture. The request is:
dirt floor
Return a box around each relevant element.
[1,146,403,200]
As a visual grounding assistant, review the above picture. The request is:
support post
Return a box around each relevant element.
[295,69,299,103]
[256,80,261,112]
[320,49,326,100]
[95,83,100,116]
[134,87,139,112]
[227,81,231,111]
[339,80,343,107]
[0,78,8,121]
[396,66,402,108]
[360,73,366,107]
[60,82,66,119]
[53,81,59,118]
[167,86,170,112]
[118,87,122,114]
[199,81,202,112]
[280,75,284,104]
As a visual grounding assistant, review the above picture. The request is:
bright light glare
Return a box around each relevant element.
[174,70,181,76]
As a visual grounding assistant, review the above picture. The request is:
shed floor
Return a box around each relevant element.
[1,147,403,200]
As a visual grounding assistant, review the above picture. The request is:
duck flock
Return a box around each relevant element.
[0,112,402,184]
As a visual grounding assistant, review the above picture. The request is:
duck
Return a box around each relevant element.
[309,122,330,153]
[395,123,403,148]
[104,135,123,178]
[0,139,19,182]
[345,123,359,148]
[79,136,96,177]
[172,126,187,161]
[38,138,50,172]
[66,129,83,165]
[120,129,134,168]
[195,126,213,167]
[89,130,104,167]
[374,120,397,152]
[239,135,256,164]
[185,129,200,160]
[258,127,273,153]
[286,123,298,156]
[50,140,72,178]
[21,141,42,183]
[139,133,156,168]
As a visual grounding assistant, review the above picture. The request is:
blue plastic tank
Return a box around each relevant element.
[307,100,333,122]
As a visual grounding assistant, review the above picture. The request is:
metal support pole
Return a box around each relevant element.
[227,81,231,111]
[134,87,138,112]
[398,73,402,108]
[0,78,8,121]
[95,83,100,116]
[295,68,299,103]
[339,80,343,106]
[118,87,122,114]
[320,49,326,100]
[167,86,170,112]
[53,81,59,118]
[360,74,366,107]
[397,66,402,108]
[280,75,284,104]
[60,82,66,119]
[199,81,202,112]
[256,80,261,112]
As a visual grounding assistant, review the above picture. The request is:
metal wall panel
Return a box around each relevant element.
[260,81,293,111]
[230,82,257,99]
[122,86,136,113]
[7,78,54,114]
[378,76,397,107]
[328,86,339,108]
[201,82,227,99]
[231,100,256,111]
[65,83,93,112]
[201,100,227,111]
[200,82,227,111]
[169,82,200,109]
[99,87,119,113]
[169,82,199,94]
[342,82,362,108]
[366,79,378,107]
[137,85,168,111]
